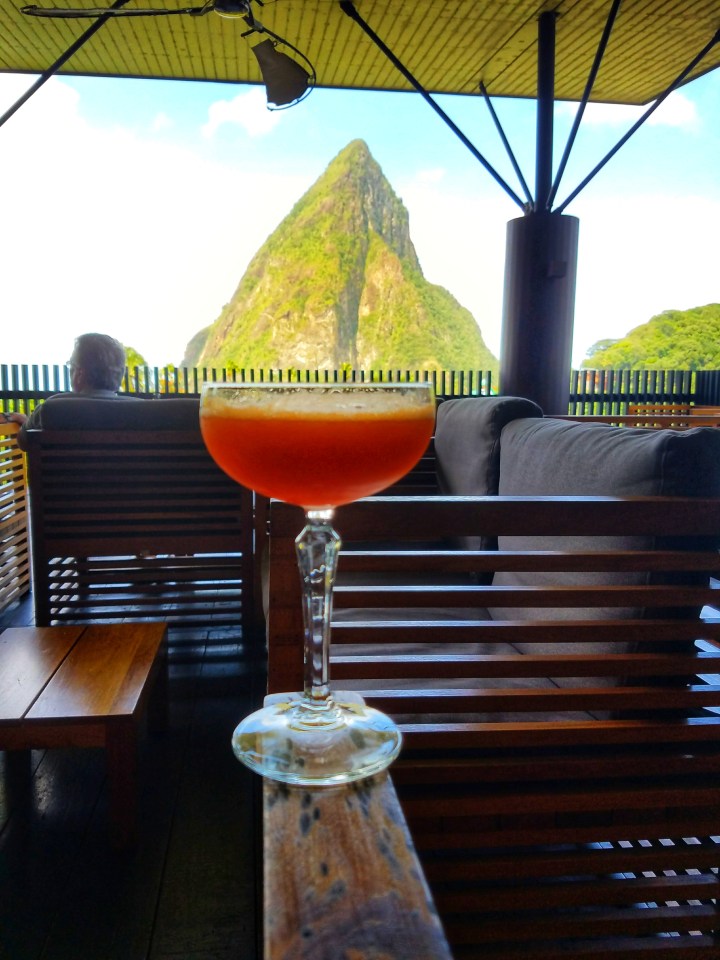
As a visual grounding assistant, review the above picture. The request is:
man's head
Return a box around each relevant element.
[69,333,126,393]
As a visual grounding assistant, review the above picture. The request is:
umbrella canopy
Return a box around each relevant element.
[1,0,718,415]
[1,0,719,105]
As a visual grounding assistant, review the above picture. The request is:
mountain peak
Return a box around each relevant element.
[294,137,419,270]
[335,138,372,161]
[184,142,497,373]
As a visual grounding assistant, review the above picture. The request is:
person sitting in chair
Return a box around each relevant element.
[8,332,130,447]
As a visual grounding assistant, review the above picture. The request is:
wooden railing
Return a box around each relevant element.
[0,364,495,417]
[558,411,720,429]
[0,421,30,615]
[263,770,452,959]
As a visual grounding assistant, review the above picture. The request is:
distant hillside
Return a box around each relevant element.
[183,139,497,374]
[582,303,720,370]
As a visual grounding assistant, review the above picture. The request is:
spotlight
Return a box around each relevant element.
[251,37,314,108]
[21,0,316,109]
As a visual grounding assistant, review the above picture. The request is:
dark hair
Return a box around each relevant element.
[71,333,126,391]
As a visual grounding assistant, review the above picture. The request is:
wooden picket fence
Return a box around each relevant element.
[3,363,720,417]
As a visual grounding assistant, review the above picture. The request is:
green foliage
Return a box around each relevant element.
[181,326,212,368]
[584,338,619,359]
[124,345,147,368]
[582,304,720,370]
[185,140,498,376]
[123,344,150,393]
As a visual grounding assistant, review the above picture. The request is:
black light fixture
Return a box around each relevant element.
[20,0,316,109]
[250,38,313,108]
[216,0,315,106]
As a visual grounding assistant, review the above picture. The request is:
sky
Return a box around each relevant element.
[1,59,718,370]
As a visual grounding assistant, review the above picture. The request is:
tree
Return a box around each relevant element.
[581,304,720,370]
[123,344,152,393]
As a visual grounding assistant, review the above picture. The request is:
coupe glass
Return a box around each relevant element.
[200,380,435,785]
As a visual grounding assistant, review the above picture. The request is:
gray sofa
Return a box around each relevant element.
[432,396,720,681]
[332,396,720,700]
[436,394,720,502]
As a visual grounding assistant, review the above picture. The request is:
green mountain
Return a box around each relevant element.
[583,303,720,370]
[183,139,497,373]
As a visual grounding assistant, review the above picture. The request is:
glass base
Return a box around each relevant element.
[231,696,402,786]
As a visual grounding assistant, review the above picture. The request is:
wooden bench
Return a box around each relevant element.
[0,621,168,847]
[627,402,693,416]
[22,398,255,632]
[0,420,29,616]
[267,495,720,959]
[559,413,720,429]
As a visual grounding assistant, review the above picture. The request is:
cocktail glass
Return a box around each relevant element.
[200,380,435,786]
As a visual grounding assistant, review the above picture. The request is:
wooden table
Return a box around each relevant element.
[0,622,168,846]
[263,772,453,960]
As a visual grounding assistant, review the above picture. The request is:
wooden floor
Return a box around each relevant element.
[0,593,263,960]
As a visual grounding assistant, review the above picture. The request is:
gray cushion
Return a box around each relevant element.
[497,417,720,499]
[434,396,543,559]
[490,418,720,678]
[435,396,544,496]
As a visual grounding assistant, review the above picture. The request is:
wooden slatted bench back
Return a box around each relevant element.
[559,413,720,429]
[628,402,693,416]
[25,427,254,629]
[266,495,720,959]
[0,422,30,615]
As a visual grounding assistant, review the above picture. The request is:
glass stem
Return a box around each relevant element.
[296,509,341,704]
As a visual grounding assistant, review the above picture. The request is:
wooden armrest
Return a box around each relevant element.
[263,772,452,960]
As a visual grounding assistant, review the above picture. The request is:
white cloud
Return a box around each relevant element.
[0,72,83,137]
[416,167,446,184]
[646,92,699,128]
[152,111,174,132]
[398,178,518,356]
[0,75,311,367]
[558,91,699,130]
[1,74,715,375]
[571,193,719,363]
[201,87,281,138]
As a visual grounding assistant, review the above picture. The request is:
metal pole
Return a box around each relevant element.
[557,26,720,213]
[0,0,130,130]
[340,0,524,209]
[500,212,579,413]
[535,11,556,211]
[548,0,623,209]
[478,82,533,207]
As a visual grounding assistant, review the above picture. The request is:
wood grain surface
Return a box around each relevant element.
[264,773,452,960]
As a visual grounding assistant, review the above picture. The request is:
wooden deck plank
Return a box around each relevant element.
[0,747,110,960]
[0,596,260,960]
[149,695,259,960]
[34,722,194,960]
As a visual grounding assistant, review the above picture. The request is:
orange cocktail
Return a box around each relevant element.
[200,384,434,508]
[199,380,436,787]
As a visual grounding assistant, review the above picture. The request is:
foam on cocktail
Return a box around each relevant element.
[201,384,435,509]
[201,385,432,419]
